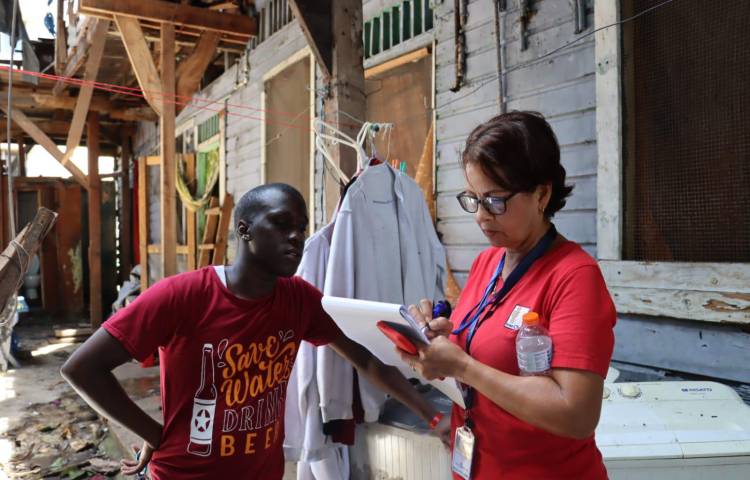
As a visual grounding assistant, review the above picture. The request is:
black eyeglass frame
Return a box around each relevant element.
[455,191,519,215]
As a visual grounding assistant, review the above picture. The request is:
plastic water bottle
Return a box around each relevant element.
[516,312,552,376]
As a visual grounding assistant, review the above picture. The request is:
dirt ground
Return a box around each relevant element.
[0,319,128,480]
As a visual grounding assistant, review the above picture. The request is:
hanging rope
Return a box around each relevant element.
[176,150,220,212]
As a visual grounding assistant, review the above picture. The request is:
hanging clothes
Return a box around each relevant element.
[282,223,350,480]
[319,162,447,424]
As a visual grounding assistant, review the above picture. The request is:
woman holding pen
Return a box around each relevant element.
[400,111,616,480]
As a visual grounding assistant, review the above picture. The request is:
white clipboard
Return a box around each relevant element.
[322,296,466,408]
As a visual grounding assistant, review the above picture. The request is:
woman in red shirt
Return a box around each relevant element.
[402,111,616,479]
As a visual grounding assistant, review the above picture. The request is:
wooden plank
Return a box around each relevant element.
[148,244,189,254]
[54,0,67,75]
[80,0,257,37]
[145,156,161,166]
[608,287,750,325]
[87,112,103,328]
[138,156,148,292]
[212,194,233,265]
[185,153,197,270]
[39,187,61,314]
[16,136,25,177]
[595,0,623,260]
[365,47,431,79]
[600,261,750,294]
[0,209,58,307]
[55,182,85,314]
[198,244,215,251]
[160,23,177,279]
[0,106,89,189]
[205,207,221,215]
[63,19,110,165]
[119,131,132,282]
[288,0,332,78]
[198,196,220,267]
[115,15,163,116]
[30,93,158,122]
[176,31,221,109]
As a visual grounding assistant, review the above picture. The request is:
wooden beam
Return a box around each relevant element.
[30,93,159,122]
[80,0,257,37]
[63,19,110,165]
[175,31,221,109]
[138,156,148,292]
[54,0,67,75]
[0,106,89,189]
[119,131,132,283]
[288,0,333,78]
[212,194,233,265]
[185,153,197,270]
[87,112,103,328]
[160,23,177,278]
[0,209,58,307]
[115,15,163,116]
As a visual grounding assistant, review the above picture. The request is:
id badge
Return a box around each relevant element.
[452,425,475,480]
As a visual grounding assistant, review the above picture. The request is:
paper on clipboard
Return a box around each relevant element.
[322,296,466,408]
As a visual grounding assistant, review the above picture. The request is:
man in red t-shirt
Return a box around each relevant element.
[62,184,442,479]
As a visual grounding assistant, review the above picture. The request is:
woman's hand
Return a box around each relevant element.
[408,300,453,340]
[398,336,471,381]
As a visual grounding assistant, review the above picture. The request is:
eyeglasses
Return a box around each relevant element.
[456,191,518,215]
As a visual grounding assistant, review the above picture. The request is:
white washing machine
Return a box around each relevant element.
[350,380,750,480]
[600,381,750,479]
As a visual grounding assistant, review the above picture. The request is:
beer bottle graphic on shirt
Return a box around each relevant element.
[187,343,217,456]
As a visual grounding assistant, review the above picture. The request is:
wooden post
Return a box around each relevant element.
[119,130,132,282]
[325,1,366,218]
[16,136,25,177]
[160,23,177,278]
[290,0,366,218]
[185,153,197,270]
[87,112,102,328]
[138,156,149,292]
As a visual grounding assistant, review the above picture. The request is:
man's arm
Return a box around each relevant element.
[61,328,162,449]
[328,333,440,424]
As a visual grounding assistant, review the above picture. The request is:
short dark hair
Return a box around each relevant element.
[235,183,306,227]
[461,111,573,218]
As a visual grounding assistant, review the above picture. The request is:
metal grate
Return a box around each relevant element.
[621,0,750,262]
[364,0,434,60]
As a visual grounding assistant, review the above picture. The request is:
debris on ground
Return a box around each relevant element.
[1,390,124,479]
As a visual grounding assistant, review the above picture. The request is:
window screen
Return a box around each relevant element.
[621,0,750,262]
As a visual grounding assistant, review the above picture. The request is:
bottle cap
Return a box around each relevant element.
[522,312,540,326]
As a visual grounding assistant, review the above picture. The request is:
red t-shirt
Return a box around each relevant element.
[449,241,616,480]
[103,267,342,480]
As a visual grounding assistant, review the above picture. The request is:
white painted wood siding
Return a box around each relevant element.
[433,0,597,285]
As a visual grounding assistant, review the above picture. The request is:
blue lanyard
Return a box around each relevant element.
[453,225,558,354]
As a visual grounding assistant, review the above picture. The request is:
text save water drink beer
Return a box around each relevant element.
[188,344,217,456]
[516,312,552,376]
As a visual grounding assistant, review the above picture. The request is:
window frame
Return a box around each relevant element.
[594,0,750,324]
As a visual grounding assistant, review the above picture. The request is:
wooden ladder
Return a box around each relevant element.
[198,193,234,267]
